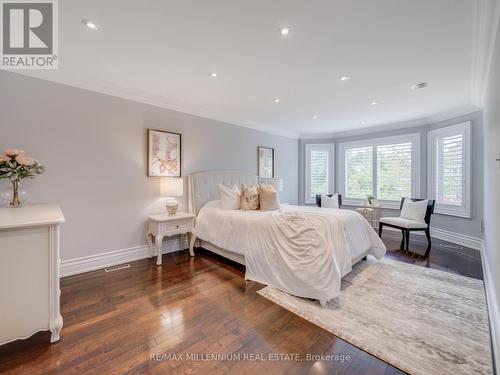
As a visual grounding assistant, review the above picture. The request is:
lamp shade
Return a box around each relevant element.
[160,177,183,197]
[259,177,283,192]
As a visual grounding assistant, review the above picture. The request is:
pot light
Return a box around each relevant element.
[210,72,217,78]
[339,75,350,81]
[361,121,367,125]
[82,19,98,30]
[312,115,319,119]
[370,101,379,106]
[279,26,291,36]
[411,82,429,90]
[274,98,280,103]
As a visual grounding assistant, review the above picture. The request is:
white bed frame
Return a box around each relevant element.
[188,170,258,265]
[187,170,369,267]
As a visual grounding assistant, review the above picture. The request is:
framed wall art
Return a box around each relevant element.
[148,129,182,177]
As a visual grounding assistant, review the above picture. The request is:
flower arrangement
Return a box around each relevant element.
[0,149,45,207]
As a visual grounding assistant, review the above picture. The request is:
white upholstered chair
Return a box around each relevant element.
[379,198,435,258]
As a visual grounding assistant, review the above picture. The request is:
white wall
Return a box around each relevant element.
[0,71,299,261]
[482,12,500,368]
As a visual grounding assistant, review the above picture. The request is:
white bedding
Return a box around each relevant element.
[195,201,386,301]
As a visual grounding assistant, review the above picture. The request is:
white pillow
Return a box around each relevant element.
[321,194,339,209]
[218,184,241,210]
[400,199,428,222]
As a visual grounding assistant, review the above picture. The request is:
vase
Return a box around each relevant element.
[1,181,28,208]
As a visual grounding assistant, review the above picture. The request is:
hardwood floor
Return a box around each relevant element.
[0,234,483,375]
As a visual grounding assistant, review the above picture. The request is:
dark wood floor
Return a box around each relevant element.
[0,233,483,375]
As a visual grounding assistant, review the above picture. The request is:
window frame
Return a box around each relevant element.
[427,122,471,218]
[304,143,334,204]
[338,133,421,208]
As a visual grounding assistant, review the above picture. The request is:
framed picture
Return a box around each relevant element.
[148,129,182,177]
[258,146,275,178]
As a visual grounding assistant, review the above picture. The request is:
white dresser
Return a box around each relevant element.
[0,204,65,345]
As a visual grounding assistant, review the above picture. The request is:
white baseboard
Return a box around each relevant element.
[430,228,483,251]
[481,241,499,372]
[384,226,483,251]
[60,238,188,277]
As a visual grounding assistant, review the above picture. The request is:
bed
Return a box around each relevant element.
[188,170,386,304]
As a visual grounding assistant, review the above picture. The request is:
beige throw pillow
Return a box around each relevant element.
[240,185,260,210]
[259,184,280,211]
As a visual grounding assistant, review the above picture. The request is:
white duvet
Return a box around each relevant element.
[195,201,386,301]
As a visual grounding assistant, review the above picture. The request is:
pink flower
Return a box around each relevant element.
[4,149,24,158]
[16,155,34,166]
[0,154,7,162]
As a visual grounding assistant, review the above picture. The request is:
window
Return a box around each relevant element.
[339,134,420,207]
[428,122,471,217]
[305,143,334,204]
[345,146,373,199]
[377,142,412,201]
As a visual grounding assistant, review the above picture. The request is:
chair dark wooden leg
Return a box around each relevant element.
[400,229,405,250]
[424,228,431,258]
[378,223,383,237]
[405,230,410,251]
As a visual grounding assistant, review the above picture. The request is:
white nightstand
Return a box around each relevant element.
[146,212,196,265]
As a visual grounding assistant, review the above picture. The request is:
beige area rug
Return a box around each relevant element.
[258,257,492,375]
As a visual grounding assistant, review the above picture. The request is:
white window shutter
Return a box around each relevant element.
[345,146,373,199]
[305,144,334,203]
[428,122,471,217]
[377,142,412,201]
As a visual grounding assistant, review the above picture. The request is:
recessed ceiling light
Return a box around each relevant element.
[274,98,280,103]
[411,82,429,90]
[361,121,367,125]
[82,19,98,30]
[210,72,217,78]
[339,75,350,81]
[312,115,319,119]
[279,26,291,36]
[370,101,379,106]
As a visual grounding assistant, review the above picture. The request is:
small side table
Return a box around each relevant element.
[355,204,382,229]
[146,212,196,265]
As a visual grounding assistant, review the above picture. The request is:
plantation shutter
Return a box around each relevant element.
[305,144,333,203]
[345,146,373,199]
[310,149,329,196]
[377,142,412,201]
[436,134,464,205]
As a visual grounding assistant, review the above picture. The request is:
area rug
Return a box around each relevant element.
[257,257,492,375]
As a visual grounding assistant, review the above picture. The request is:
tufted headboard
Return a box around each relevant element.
[188,170,258,215]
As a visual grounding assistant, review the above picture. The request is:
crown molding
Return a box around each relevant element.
[12,71,300,139]
[299,106,479,140]
[471,0,500,107]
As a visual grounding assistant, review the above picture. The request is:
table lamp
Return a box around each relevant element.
[160,177,183,215]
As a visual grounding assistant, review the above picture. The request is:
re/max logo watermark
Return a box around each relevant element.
[0,0,58,69]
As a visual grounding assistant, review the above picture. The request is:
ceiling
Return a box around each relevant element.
[19,0,481,138]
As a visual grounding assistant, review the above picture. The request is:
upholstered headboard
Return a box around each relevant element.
[188,170,258,215]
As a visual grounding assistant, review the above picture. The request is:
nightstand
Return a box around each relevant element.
[146,212,196,265]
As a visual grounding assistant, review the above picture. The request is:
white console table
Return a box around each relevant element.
[0,204,65,345]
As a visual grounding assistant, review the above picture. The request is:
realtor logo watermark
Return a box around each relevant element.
[1,0,58,69]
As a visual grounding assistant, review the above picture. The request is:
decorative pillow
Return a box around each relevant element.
[321,194,339,209]
[218,184,240,210]
[400,199,428,222]
[240,184,260,210]
[259,184,280,211]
